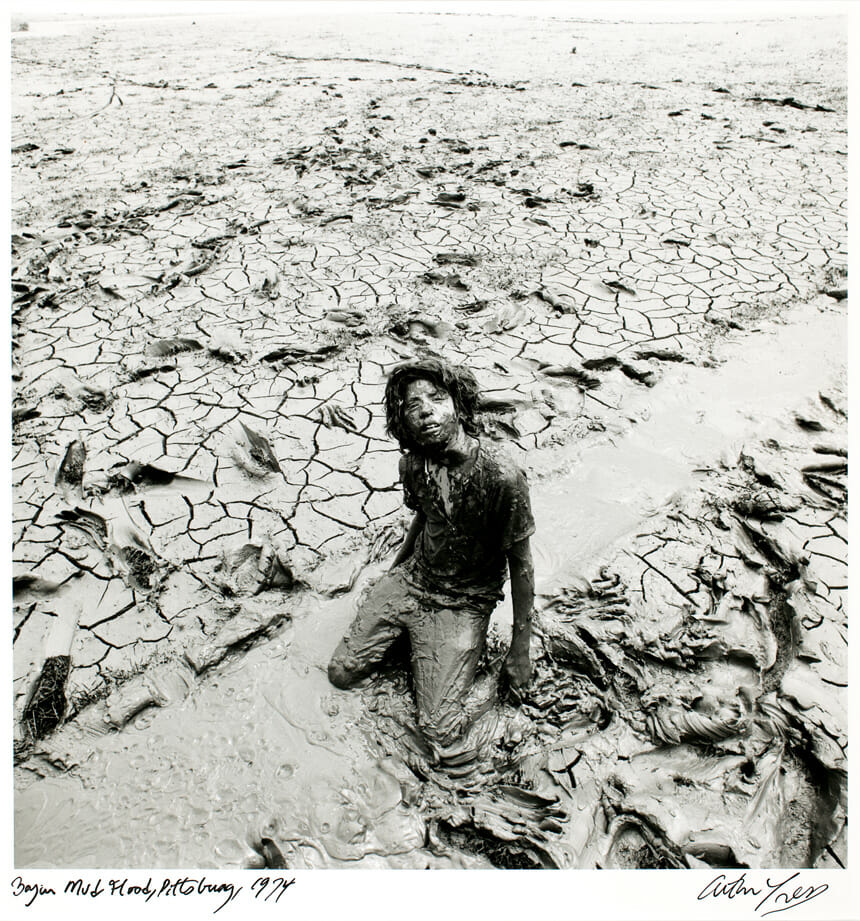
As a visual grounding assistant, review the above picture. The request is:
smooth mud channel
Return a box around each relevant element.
[11,7,847,879]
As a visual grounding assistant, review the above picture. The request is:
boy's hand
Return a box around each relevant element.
[502,646,531,701]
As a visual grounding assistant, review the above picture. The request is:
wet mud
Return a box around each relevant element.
[12,11,846,870]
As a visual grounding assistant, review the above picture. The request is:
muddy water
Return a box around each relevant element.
[15,298,845,869]
[16,585,432,869]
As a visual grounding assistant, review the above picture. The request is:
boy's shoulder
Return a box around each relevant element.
[474,438,529,485]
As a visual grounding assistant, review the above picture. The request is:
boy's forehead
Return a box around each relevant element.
[404,376,444,398]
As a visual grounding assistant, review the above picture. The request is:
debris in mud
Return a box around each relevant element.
[540,363,601,389]
[215,540,296,596]
[261,339,340,364]
[747,95,835,112]
[643,694,749,745]
[45,371,114,412]
[433,251,481,267]
[123,359,177,382]
[794,413,827,432]
[13,572,80,599]
[184,600,291,674]
[22,656,71,740]
[315,403,360,432]
[319,212,353,226]
[367,191,417,208]
[256,837,288,869]
[482,301,529,333]
[431,191,467,206]
[582,353,622,372]
[104,460,208,494]
[207,328,251,363]
[54,502,164,592]
[618,360,659,386]
[56,439,87,490]
[421,270,468,289]
[20,604,82,740]
[96,661,196,729]
[603,279,637,296]
[533,287,575,314]
[578,352,658,386]
[325,308,366,327]
[571,182,597,199]
[390,317,456,341]
[147,337,203,357]
[12,401,40,424]
[818,389,846,418]
[732,488,801,520]
[632,347,687,363]
[231,422,283,477]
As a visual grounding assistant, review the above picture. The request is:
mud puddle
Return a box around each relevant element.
[15,298,845,870]
[16,583,436,869]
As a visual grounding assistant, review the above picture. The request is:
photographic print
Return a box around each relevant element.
[8,1,850,916]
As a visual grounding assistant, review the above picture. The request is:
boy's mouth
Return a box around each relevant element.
[420,419,451,440]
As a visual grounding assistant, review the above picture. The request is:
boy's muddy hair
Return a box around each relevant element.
[384,358,480,452]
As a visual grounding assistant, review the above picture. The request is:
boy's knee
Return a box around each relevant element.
[328,656,357,690]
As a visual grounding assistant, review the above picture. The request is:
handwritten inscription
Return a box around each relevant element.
[11,878,56,907]
[11,874,296,914]
[697,871,829,916]
[251,876,296,903]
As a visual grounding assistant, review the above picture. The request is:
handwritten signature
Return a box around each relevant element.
[698,871,829,916]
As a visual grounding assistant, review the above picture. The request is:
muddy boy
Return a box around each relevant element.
[328,358,535,761]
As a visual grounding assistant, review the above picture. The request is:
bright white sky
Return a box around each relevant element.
[11,0,852,21]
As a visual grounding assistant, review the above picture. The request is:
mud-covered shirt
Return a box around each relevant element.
[399,438,535,608]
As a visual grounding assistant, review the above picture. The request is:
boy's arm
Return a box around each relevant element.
[390,512,425,569]
[504,537,534,692]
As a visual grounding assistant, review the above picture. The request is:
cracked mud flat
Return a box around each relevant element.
[11,10,846,871]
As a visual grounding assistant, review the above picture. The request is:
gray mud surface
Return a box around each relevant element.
[12,11,846,871]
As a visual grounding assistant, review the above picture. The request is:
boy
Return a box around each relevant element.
[328,358,535,761]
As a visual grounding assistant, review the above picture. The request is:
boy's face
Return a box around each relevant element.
[402,378,459,449]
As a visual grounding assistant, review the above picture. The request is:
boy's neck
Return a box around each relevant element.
[424,427,476,468]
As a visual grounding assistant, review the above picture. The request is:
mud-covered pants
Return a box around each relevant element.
[328,569,494,752]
